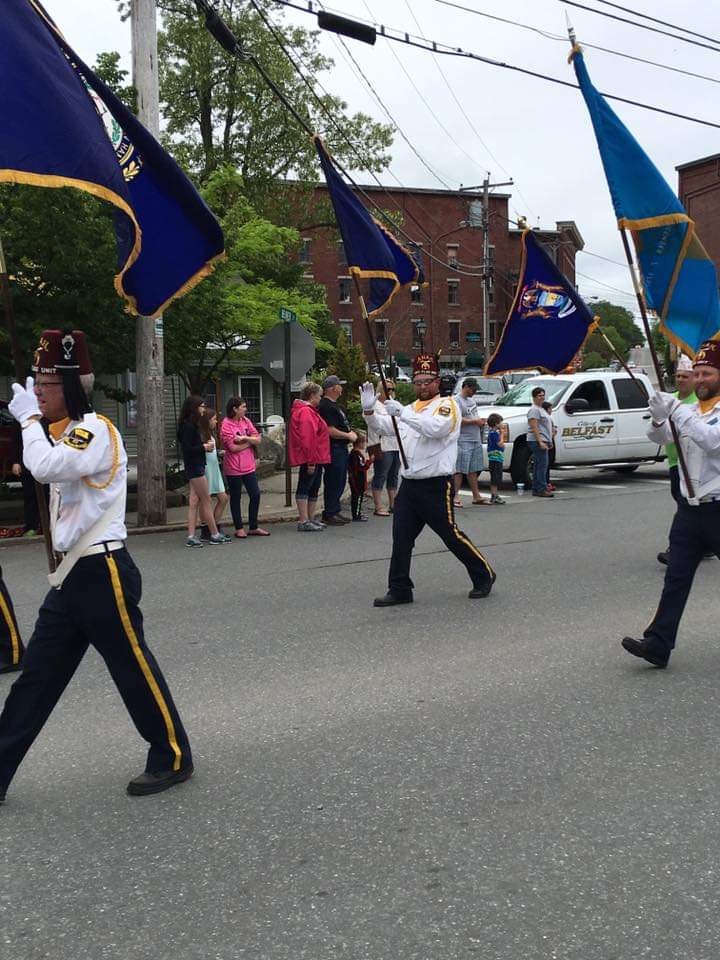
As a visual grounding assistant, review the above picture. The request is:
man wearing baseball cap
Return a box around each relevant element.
[622,339,720,668]
[319,375,357,525]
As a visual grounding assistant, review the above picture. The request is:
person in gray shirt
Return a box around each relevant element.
[526,386,554,497]
[454,378,490,506]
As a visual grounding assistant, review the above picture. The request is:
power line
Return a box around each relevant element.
[559,1,720,56]
[274,0,720,130]
[581,0,720,46]
[431,0,720,86]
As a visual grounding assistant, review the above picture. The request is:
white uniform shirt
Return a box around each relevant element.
[22,413,128,552]
[364,394,460,479]
[366,399,400,453]
[648,397,720,502]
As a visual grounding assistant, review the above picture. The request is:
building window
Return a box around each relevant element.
[488,286,494,306]
[448,279,460,305]
[410,284,423,304]
[448,321,461,349]
[375,321,388,349]
[299,238,312,264]
[337,240,347,265]
[124,370,137,430]
[338,277,352,303]
[447,243,459,268]
[411,319,423,349]
[236,375,263,425]
[339,320,353,345]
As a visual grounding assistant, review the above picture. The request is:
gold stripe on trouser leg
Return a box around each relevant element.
[0,591,20,665]
[444,480,495,578]
[105,555,182,771]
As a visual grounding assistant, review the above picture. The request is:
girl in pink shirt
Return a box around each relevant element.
[220,398,270,539]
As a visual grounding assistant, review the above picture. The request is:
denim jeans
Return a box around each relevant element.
[227,472,260,530]
[295,464,323,501]
[371,450,400,492]
[322,444,349,518]
[527,440,549,493]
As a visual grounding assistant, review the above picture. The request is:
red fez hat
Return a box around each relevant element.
[693,339,720,372]
[32,329,92,376]
[412,353,440,378]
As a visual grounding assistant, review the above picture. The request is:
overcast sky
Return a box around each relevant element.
[46,0,720,321]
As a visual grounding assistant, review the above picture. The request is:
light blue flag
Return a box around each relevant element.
[571,45,720,357]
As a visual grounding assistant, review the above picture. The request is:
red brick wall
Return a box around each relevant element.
[678,157,720,267]
[304,186,580,369]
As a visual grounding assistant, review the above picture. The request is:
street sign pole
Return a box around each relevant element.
[283,317,292,507]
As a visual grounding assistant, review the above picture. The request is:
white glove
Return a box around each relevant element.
[648,391,679,422]
[360,381,376,413]
[382,398,404,417]
[8,377,41,424]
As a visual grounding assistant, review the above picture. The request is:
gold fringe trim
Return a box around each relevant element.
[568,43,583,64]
[117,251,226,319]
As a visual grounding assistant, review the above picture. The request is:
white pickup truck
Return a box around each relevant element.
[480,370,664,486]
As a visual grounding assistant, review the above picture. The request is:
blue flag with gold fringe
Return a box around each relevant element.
[570,45,720,357]
[314,137,421,317]
[0,0,224,319]
[485,230,598,375]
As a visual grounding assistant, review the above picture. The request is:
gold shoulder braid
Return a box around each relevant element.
[82,415,122,490]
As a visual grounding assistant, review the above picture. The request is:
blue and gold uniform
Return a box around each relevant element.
[0,568,23,673]
[0,330,192,801]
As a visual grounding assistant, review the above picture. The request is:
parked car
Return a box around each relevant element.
[504,370,539,386]
[0,400,19,482]
[482,371,661,485]
[452,372,508,405]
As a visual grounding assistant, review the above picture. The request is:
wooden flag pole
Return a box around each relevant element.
[618,227,695,499]
[352,275,408,470]
[0,235,57,572]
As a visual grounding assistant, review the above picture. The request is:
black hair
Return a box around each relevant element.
[62,373,93,421]
[542,401,553,412]
[178,396,204,435]
[487,413,503,428]
[531,386,546,398]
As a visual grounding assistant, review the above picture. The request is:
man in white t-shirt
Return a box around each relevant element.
[526,386,554,497]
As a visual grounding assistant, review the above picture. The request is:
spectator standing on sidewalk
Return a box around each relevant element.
[192,408,229,539]
[368,380,400,517]
[348,431,373,522]
[177,396,227,546]
[526,386,554,498]
[486,414,506,505]
[289,382,330,532]
[542,400,558,493]
[220,397,269,540]
[319,375,357,525]
[453,378,490,507]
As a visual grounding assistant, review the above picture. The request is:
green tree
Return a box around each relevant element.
[151,1,394,222]
[162,167,331,392]
[326,330,368,402]
[581,350,605,371]
[589,300,645,357]
[583,323,625,364]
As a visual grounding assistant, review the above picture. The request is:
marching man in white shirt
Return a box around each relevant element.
[0,329,193,803]
[361,354,495,607]
[622,338,720,668]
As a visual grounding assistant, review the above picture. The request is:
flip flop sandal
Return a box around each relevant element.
[373,510,391,516]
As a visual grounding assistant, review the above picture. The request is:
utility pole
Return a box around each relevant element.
[461,175,512,360]
[132,0,166,526]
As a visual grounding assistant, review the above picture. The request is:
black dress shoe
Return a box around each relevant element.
[127,764,194,796]
[657,551,669,565]
[0,662,22,675]
[621,637,669,668]
[323,515,346,526]
[373,591,413,607]
[469,572,496,599]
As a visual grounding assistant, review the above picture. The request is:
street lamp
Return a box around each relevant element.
[415,319,427,353]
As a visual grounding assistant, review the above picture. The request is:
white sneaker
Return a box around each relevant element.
[208,533,228,544]
[297,520,320,532]
[186,536,203,547]
[308,520,325,530]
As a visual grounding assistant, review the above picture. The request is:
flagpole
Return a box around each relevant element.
[618,227,695,499]
[351,275,408,470]
[0,235,57,572]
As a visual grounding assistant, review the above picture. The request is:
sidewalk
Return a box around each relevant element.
[0,469,321,546]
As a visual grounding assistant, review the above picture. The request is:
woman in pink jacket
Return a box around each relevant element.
[289,382,331,532]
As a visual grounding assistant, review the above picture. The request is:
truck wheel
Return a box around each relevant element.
[510,443,533,487]
[614,465,639,474]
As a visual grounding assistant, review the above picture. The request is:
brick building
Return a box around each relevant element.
[677,153,720,268]
[303,184,584,370]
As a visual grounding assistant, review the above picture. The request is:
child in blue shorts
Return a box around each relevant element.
[486,413,506,505]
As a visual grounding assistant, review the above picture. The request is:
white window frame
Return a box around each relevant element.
[448,279,460,305]
[448,320,461,349]
[235,374,263,425]
[338,275,352,303]
[339,319,353,345]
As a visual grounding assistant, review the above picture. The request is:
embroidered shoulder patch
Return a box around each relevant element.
[437,403,452,417]
[63,427,94,451]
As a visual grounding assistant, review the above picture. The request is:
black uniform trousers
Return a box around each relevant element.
[0,567,24,669]
[389,475,495,594]
[644,498,720,657]
[0,547,192,794]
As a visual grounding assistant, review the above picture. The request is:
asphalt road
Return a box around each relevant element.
[1,464,719,960]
